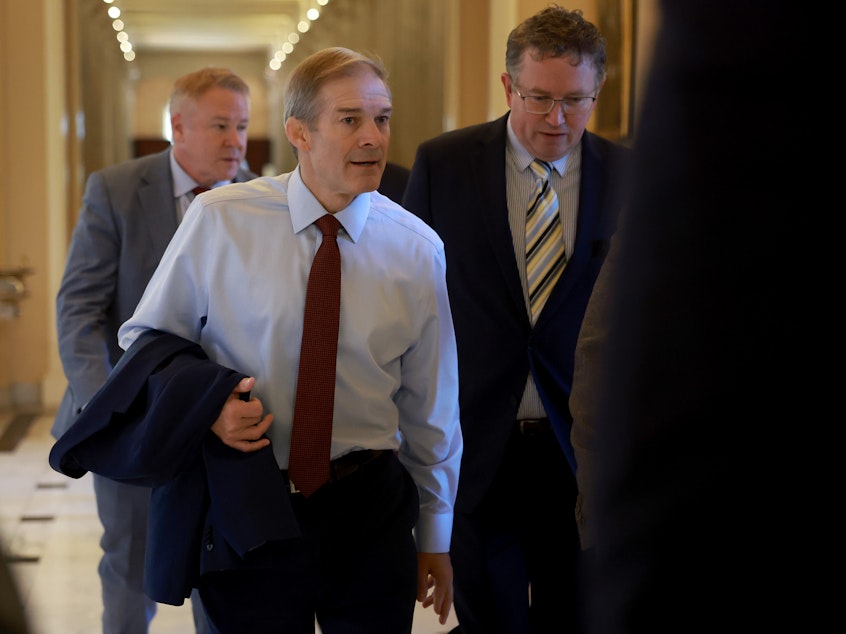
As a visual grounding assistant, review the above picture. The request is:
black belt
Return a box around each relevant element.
[282,449,388,494]
[329,449,388,480]
[517,418,552,436]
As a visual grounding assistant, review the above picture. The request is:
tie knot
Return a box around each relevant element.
[192,186,210,196]
[529,160,553,180]
[315,214,341,238]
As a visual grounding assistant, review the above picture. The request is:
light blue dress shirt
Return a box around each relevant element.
[118,167,462,553]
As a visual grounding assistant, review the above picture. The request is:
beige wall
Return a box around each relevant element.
[0,0,656,412]
[1,0,69,410]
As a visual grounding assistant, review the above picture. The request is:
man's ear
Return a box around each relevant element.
[285,117,308,153]
[501,72,513,109]
[170,114,183,142]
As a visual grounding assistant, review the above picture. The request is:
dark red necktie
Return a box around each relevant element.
[288,214,342,497]
[191,186,209,196]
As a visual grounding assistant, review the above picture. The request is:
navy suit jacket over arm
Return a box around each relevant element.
[49,330,300,604]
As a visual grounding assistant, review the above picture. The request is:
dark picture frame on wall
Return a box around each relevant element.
[594,0,638,143]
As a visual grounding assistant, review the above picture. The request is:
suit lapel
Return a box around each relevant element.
[137,151,179,257]
[474,116,530,320]
[139,161,255,258]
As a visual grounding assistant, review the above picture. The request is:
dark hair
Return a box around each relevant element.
[169,67,250,114]
[284,46,390,128]
[505,4,607,89]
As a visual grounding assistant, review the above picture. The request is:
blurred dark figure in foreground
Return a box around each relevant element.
[577,1,807,632]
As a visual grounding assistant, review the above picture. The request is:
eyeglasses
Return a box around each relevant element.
[513,87,596,115]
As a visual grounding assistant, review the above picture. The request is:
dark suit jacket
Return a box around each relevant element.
[378,161,411,205]
[53,149,256,438]
[49,330,300,605]
[402,113,628,512]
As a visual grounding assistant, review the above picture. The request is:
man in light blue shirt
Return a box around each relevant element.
[118,47,462,632]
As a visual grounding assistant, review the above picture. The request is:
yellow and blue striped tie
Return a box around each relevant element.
[526,160,566,322]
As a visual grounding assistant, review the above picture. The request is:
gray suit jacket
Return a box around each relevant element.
[53,149,256,438]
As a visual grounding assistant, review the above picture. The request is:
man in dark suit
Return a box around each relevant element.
[402,6,628,632]
[53,67,256,634]
[573,2,808,632]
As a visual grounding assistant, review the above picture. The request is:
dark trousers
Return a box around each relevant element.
[198,451,419,633]
[451,426,582,634]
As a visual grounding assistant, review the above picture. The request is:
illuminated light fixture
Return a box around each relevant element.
[269,1,334,70]
[105,2,133,62]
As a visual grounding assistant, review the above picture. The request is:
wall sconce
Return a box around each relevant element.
[0,267,34,320]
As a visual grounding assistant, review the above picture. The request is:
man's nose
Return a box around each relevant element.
[545,103,567,124]
[225,128,246,147]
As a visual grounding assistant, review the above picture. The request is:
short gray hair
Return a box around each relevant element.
[283,47,390,128]
[169,67,250,115]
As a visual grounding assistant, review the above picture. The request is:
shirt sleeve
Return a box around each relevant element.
[395,241,463,553]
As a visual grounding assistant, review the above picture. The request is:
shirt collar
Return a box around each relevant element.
[170,151,231,197]
[288,166,370,243]
[505,115,571,176]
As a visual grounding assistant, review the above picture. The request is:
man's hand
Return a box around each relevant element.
[210,376,272,452]
[416,552,454,625]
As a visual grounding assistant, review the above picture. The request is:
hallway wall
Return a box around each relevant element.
[0,0,70,411]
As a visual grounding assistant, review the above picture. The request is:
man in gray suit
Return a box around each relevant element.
[53,67,256,634]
